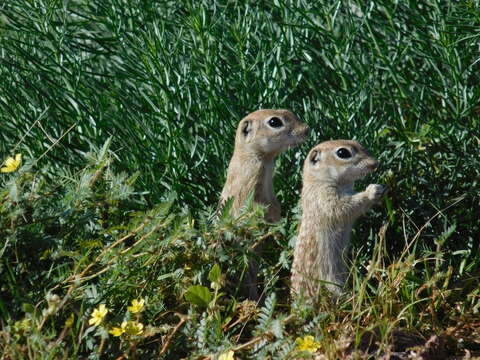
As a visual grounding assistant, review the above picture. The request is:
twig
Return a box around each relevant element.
[250,231,276,250]
[400,195,465,260]
[232,335,265,351]
[120,223,163,254]
[234,315,295,351]
[75,221,148,281]
[33,123,77,166]
[159,313,189,355]
[10,107,50,154]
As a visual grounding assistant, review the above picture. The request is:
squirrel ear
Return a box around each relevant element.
[241,119,252,137]
[310,150,320,164]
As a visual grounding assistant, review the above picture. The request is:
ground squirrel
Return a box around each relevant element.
[291,140,386,302]
[219,109,309,300]
[220,109,309,222]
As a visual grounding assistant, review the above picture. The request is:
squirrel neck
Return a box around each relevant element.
[303,174,354,201]
[221,148,277,217]
[231,149,275,198]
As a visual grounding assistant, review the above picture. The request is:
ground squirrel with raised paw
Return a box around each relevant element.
[291,140,386,302]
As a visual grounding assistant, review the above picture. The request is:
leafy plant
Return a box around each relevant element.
[0,0,479,358]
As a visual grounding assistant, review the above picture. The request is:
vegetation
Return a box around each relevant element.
[0,0,479,358]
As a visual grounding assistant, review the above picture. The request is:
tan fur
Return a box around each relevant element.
[291,140,386,302]
[220,109,309,300]
[220,109,309,222]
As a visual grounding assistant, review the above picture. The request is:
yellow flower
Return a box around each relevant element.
[127,298,145,314]
[122,320,144,336]
[1,154,22,173]
[295,335,321,353]
[109,325,125,337]
[108,321,144,337]
[64,313,75,328]
[218,350,235,360]
[88,304,108,326]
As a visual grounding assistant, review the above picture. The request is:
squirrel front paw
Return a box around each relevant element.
[366,184,387,201]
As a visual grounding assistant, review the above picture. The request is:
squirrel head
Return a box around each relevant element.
[304,140,379,185]
[235,109,309,158]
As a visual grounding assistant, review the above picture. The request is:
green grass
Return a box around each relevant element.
[0,0,479,358]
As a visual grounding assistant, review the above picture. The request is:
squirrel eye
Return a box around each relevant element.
[336,148,352,159]
[267,117,283,128]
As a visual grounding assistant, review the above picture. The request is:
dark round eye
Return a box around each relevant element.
[336,148,352,159]
[267,117,283,128]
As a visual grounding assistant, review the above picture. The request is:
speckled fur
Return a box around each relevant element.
[220,109,309,222]
[291,140,385,302]
[219,109,309,300]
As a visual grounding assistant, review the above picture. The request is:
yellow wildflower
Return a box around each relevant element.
[64,313,75,328]
[295,335,321,353]
[109,325,125,337]
[1,154,22,173]
[88,304,108,326]
[122,320,144,336]
[109,321,144,337]
[218,350,235,360]
[127,298,145,314]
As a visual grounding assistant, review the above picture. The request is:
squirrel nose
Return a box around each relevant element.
[295,124,310,137]
[292,124,310,137]
[367,159,379,171]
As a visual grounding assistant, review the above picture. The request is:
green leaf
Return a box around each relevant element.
[384,196,395,223]
[271,319,283,339]
[184,285,212,308]
[9,182,18,202]
[208,264,221,283]
[434,224,456,247]
[22,303,35,314]
[98,137,112,162]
